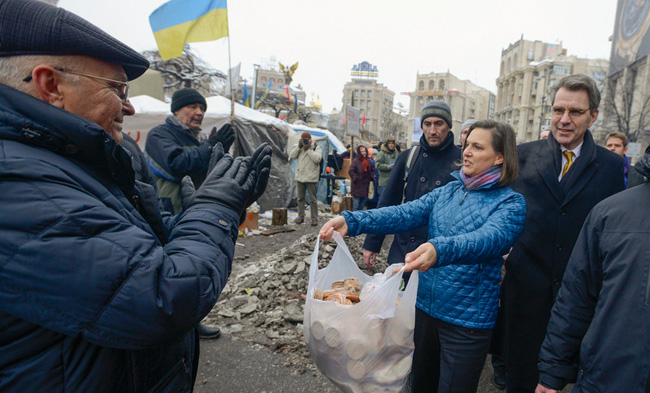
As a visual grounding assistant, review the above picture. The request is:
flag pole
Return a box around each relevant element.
[227,33,235,121]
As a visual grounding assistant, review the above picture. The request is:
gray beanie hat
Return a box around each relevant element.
[420,100,452,128]
[461,119,477,131]
[171,88,207,113]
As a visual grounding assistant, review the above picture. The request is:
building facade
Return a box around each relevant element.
[407,72,495,145]
[598,0,650,153]
[341,62,397,141]
[495,38,608,142]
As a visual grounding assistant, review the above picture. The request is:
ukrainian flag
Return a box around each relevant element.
[149,0,228,61]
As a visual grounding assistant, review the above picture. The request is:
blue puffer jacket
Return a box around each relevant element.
[343,172,526,329]
[0,84,238,393]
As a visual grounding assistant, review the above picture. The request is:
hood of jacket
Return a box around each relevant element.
[634,147,650,178]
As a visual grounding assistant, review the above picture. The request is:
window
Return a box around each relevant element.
[361,90,366,98]
[591,71,606,83]
[419,81,425,91]
[367,91,372,99]
[439,79,445,90]
[367,101,372,109]
[354,90,359,98]
[429,80,435,90]
[553,65,571,75]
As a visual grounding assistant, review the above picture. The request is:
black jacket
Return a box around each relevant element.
[538,171,650,392]
[502,131,625,388]
[363,133,461,262]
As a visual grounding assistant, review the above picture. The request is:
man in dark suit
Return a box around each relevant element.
[502,74,625,392]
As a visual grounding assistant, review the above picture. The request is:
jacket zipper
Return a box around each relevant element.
[476,264,483,303]
[645,263,650,306]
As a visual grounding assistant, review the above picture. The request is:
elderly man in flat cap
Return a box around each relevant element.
[0,1,271,392]
[145,87,235,215]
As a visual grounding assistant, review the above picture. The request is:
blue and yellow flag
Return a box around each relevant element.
[149,0,228,61]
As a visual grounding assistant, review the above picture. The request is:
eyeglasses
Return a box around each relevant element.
[551,106,590,118]
[23,68,129,103]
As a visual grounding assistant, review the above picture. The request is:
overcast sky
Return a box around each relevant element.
[59,0,617,112]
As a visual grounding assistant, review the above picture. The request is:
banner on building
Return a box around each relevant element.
[609,0,650,75]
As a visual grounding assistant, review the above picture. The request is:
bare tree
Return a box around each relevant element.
[143,47,226,98]
[602,70,650,142]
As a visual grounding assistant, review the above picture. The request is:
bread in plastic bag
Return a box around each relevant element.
[303,232,418,393]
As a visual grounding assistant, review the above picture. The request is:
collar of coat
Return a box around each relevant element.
[419,131,456,154]
[0,83,135,191]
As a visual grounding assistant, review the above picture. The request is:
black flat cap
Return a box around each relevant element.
[0,0,149,81]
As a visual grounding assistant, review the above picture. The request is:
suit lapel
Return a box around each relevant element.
[535,138,563,204]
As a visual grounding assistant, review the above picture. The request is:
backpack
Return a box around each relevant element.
[401,145,420,203]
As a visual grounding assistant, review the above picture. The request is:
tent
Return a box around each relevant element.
[124,95,295,213]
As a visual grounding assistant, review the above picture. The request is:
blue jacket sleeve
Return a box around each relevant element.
[537,206,604,390]
[343,189,437,237]
[432,192,526,267]
[362,150,408,252]
[0,163,238,350]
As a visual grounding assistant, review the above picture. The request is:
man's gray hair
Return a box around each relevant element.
[0,55,81,94]
[550,74,601,115]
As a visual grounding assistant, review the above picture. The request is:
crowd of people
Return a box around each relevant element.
[0,1,648,392]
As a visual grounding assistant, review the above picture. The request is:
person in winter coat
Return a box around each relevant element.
[375,137,399,198]
[536,149,650,393]
[362,100,461,268]
[605,131,646,188]
[145,88,234,214]
[289,132,322,226]
[349,145,375,211]
[502,74,625,392]
[365,149,380,209]
[0,1,272,392]
[320,120,526,393]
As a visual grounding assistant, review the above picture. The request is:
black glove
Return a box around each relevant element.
[245,143,273,208]
[180,143,226,211]
[207,124,234,151]
[181,155,255,214]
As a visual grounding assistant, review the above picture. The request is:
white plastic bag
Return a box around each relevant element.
[304,232,419,393]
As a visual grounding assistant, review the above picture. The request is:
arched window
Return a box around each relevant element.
[418,80,425,91]
[439,79,445,90]
[428,80,435,90]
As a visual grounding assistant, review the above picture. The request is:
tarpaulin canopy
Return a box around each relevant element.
[124,95,295,212]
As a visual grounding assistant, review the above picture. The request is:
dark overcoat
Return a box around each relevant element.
[502,131,625,388]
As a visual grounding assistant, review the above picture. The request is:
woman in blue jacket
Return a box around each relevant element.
[320,120,526,393]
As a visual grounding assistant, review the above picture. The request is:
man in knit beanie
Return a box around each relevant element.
[419,100,453,147]
[460,118,477,147]
[145,87,234,215]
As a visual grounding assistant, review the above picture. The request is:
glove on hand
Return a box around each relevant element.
[181,154,255,215]
[245,143,273,208]
[207,124,235,151]
[180,142,225,211]
[298,140,304,149]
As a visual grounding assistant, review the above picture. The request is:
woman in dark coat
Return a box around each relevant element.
[348,145,375,211]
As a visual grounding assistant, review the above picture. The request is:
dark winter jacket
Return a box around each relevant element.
[144,117,212,213]
[349,147,375,198]
[502,131,625,387]
[375,144,399,187]
[538,178,650,392]
[0,84,238,393]
[343,172,526,329]
[363,133,461,263]
[121,132,157,188]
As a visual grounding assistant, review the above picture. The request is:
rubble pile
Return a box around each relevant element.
[203,230,390,374]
